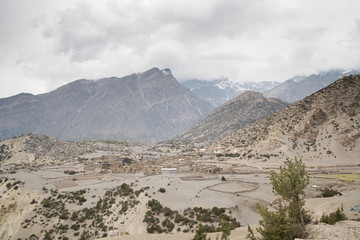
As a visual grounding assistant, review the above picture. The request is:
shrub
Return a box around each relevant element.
[221,176,226,181]
[42,198,52,208]
[64,170,77,175]
[319,187,342,197]
[71,224,80,231]
[192,224,208,240]
[162,218,175,232]
[148,199,163,213]
[320,205,347,225]
[158,188,166,193]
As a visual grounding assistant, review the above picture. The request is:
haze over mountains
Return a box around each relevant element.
[0,68,212,142]
[212,74,360,165]
[175,91,289,144]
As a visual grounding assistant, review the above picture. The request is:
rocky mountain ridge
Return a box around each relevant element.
[211,74,360,166]
[175,91,289,144]
[0,68,212,142]
[264,69,360,102]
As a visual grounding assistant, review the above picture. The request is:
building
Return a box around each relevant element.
[161,168,177,174]
[213,147,225,154]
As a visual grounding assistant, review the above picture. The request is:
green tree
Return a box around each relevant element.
[247,157,310,240]
[270,157,309,227]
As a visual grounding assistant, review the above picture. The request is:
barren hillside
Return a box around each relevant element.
[176,91,289,144]
[211,74,360,166]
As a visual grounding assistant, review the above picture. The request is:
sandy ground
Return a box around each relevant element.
[1,162,360,239]
[101,224,259,240]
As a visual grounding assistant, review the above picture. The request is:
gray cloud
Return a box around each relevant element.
[0,0,360,98]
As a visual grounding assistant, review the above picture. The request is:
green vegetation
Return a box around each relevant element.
[122,157,133,165]
[192,224,208,240]
[64,170,77,175]
[158,187,166,193]
[320,205,347,225]
[247,157,310,240]
[144,199,240,235]
[0,144,12,162]
[318,187,342,197]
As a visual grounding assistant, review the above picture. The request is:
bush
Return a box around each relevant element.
[71,224,80,231]
[320,205,347,225]
[158,188,166,193]
[64,170,76,175]
[319,187,342,197]
[221,176,226,181]
[162,218,175,232]
[192,224,208,240]
[148,199,163,213]
[42,198,52,208]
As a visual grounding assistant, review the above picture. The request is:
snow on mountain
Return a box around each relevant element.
[181,79,281,107]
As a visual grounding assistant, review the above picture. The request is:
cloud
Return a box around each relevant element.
[0,0,360,98]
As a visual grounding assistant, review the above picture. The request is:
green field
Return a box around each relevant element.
[313,173,360,181]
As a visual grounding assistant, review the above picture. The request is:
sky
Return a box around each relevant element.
[0,0,360,98]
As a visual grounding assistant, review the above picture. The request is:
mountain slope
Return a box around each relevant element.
[0,68,213,142]
[212,74,360,166]
[264,69,360,102]
[175,91,289,144]
[181,79,281,107]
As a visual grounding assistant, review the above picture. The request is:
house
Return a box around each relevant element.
[161,168,177,174]
[213,147,225,154]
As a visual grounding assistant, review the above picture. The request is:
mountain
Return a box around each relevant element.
[211,74,360,165]
[181,79,281,107]
[264,69,360,103]
[0,68,213,142]
[175,91,289,144]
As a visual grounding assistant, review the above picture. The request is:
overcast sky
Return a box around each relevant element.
[0,0,360,98]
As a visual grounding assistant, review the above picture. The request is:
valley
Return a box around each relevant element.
[0,74,360,240]
[1,137,359,239]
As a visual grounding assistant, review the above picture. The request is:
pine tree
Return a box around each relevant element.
[270,157,309,227]
[247,157,310,240]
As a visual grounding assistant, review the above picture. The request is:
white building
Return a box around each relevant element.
[161,168,177,174]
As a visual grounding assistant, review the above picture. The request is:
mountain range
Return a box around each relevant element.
[181,69,360,106]
[0,68,212,142]
[175,91,289,144]
[180,79,281,107]
[211,74,360,165]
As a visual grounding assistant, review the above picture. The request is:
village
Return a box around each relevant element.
[84,146,261,175]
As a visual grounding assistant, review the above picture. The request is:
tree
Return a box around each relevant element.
[270,157,309,227]
[247,157,310,240]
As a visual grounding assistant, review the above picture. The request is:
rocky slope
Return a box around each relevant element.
[0,68,212,142]
[211,74,360,166]
[181,79,281,107]
[175,91,289,144]
[264,69,360,103]
[0,134,136,168]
